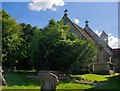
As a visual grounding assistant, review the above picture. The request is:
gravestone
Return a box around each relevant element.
[0,68,7,86]
[38,72,59,91]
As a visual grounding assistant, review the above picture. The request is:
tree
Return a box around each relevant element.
[15,23,39,70]
[2,9,23,69]
[29,19,98,72]
[2,9,98,72]
[2,9,40,70]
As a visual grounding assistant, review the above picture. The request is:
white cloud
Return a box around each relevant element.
[94,30,120,49]
[74,18,79,24]
[94,30,102,36]
[28,0,64,11]
[108,34,120,49]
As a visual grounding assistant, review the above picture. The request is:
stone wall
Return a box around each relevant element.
[112,48,120,73]
[97,49,110,63]
[112,57,120,73]
[92,63,110,74]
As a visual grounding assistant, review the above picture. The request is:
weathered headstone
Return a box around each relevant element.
[0,68,7,86]
[38,72,59,91]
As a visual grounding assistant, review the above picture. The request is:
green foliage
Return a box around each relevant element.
[28,28,42,68]
[29,19,70,70]
[15,23,39,70]
[2,9,41,70]
[29,19,98,72]
[2,9,23,68]
[2,9,98,72]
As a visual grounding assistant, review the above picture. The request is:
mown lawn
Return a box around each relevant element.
[3,71,40,89]
[2,71,120,90]
[94,75,120,89]
[72,74,111,82]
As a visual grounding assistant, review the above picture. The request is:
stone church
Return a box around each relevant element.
[61,9,115,74]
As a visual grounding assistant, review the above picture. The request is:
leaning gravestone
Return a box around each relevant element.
[38,71,59,91]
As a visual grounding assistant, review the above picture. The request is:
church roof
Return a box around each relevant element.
[84,26,106,49]
[61,14,86,38]
[84,26,113,56]
[73,23,91,39]
[61,12,113,56]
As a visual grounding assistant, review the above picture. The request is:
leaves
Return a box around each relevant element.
[29,19,98,72]
[2,10,98,72]
[2,9,23,64]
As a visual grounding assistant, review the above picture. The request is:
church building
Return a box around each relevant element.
[61,9,115,74]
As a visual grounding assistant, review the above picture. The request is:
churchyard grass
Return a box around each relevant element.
[71,74,111,82]
[94,74,120,89]
[2,72,40,89]
[57,82,93,89]
[2,71,120,90]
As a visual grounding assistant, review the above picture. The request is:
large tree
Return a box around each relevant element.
[29,19,98,72]
[2,9,40,70]
[2,9,23,68]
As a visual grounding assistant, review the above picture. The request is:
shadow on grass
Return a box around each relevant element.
[3,71,39,86]
[85,75,120,91]
[59,79,71,84]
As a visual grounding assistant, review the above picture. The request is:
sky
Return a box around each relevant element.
[1,1,120,48]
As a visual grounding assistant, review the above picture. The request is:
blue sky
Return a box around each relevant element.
[2,1,119,48]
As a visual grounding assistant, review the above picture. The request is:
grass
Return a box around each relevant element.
[14,70,37,73]
[2,71,120,90]
[57,82,93,89]
[79,74,110,82]
[71,74,112,83]
[71,74,120,90]
[94,75,120,89]
[3,72,40,89]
